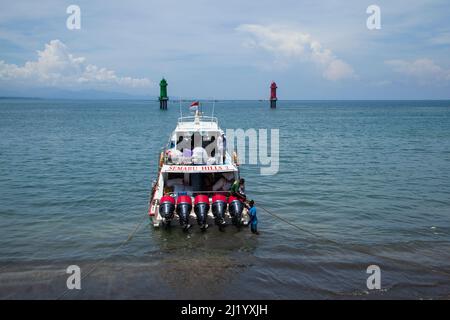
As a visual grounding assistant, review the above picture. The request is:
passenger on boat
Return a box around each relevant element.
[230,178,246,201]
[192,146,208,164]
[182,148,192,164]
[246,200,259,235]
[175,136,184,150]
[166,149,182,164]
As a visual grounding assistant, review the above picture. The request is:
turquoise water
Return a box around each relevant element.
[0,99,450,299]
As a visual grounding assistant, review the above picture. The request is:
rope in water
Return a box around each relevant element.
[57,213,149,300]
[257,203,450,278]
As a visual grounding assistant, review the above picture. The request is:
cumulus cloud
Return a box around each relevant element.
[236,24,355,81]
[0,39,152,90]
[385,58,450,84]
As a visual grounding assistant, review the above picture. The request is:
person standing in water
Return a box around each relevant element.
[247,200,259,235]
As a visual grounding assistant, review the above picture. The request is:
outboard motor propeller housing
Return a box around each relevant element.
[228,195,243,227]
[194,194,210,230]
[212,194,227,228]
[159,195,175,226]
[176,195,192,231]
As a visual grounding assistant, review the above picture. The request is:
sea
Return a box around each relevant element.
[0,99,449,299]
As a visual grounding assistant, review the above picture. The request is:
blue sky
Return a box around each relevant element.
[1,0,450,99]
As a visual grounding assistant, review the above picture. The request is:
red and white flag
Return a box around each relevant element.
[189,101,199,111]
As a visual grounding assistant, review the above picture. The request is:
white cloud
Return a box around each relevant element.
[430,32,450,45]
[322,59,355,82]
[385,58,450,84]
[236,24,355,81]
[0,39,152,90]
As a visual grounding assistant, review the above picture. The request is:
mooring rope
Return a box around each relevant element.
[57,213,149,300]
[257,203,450,278]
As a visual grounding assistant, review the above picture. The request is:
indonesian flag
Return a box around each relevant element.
[189,101,199,110]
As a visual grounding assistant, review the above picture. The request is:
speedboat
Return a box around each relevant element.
[148,108,248,231]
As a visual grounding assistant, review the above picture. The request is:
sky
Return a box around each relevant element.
[0,0,450,99]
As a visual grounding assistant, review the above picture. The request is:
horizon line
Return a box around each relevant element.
[1,96,450,102]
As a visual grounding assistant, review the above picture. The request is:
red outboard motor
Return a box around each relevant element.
[194,194,210,230]
[176,195,192,230]
[228,195,243,226]
[212,194,227,228]
[159,195,175,226]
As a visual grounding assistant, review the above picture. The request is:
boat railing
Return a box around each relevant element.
[177,115,218,125]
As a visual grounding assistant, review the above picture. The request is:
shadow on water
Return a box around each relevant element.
[147,225,259,299]
[0,219,260,299]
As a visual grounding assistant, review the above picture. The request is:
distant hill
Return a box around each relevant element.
[0,87,156,100]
